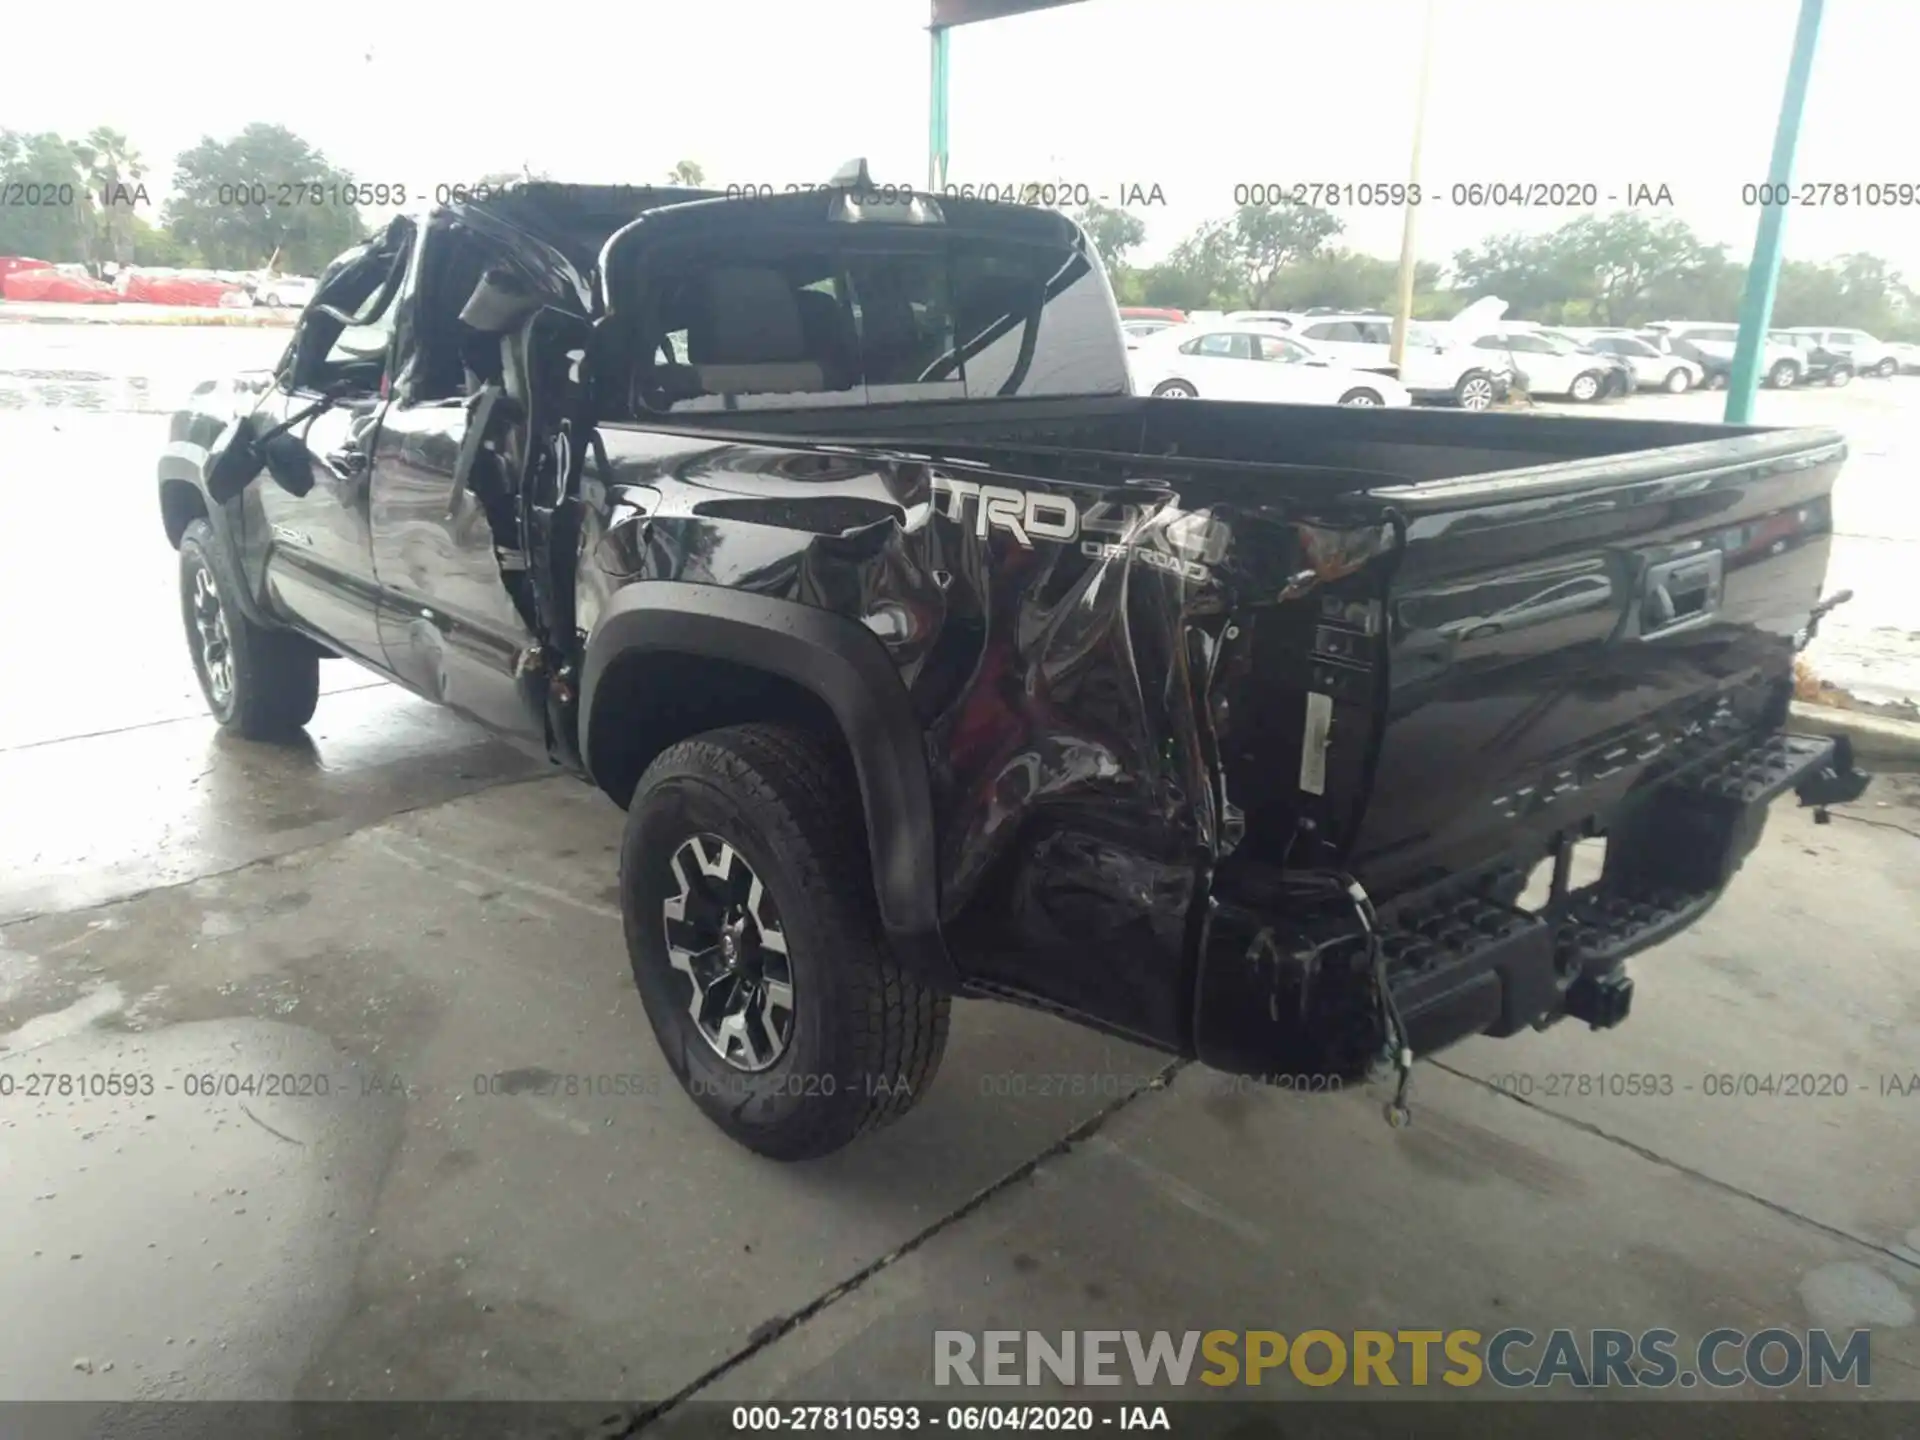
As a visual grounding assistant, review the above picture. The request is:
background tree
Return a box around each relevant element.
[1229,201,1343,308]
[1639,243,1745,324]
[1449,230,1588,321]
[1547,213,1716,326]
[71,126,145,266]
[1773,252,1916,330]
[1146,218,1243,310]
[666,160,706,187]
[163,123,365,272]
[1261,249,1443,315]
[0,130,96,262]
[1071,201,1147,275]
[128,215,200,267]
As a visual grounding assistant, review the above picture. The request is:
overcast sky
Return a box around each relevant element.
[10,0,1917,276]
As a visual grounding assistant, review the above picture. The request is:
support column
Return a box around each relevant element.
[1726,0,1824,422]
[928,26,951,194]
[1389,0,1437,372]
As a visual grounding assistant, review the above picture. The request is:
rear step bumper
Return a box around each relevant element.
[1384,731,1839,1049]
[1194,729,1850,1082]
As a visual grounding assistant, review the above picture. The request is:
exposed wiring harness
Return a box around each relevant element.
[1344,874,1415,1128]
[1269,866,1416,1129]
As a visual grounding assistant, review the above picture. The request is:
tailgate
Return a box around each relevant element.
[1209,427,1847,903]
[1351,429,1845,897]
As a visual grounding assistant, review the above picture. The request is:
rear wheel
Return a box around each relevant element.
[1873,358,1897,378]
[1568,371,1602,402]
[1453,371,1497,410]
[1151,380,1197,398]
[1337,387,1383,406]
[1827,365,1853,387]
[1766,359,1800,389]
[178,518,319,739]
[620,724,950,1161]
[1663,367,1693,394]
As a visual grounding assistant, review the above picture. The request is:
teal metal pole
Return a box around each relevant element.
[928,26,951,193]
[1726,0,1823,422]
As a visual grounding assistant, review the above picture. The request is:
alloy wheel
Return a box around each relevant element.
[188,563,234,708]
[1458,375,1495,410]
[661,833,795,1071]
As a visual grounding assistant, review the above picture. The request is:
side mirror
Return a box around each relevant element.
[206,412,268,503]
[205,392,340,503]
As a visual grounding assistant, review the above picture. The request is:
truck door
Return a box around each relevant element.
[369,220,547,745]
[253,227,411,665]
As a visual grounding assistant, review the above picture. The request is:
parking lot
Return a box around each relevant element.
[2,324,1917,1421]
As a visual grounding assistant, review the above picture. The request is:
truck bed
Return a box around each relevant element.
[648,390,1797,487]
[592,395,1847,1066]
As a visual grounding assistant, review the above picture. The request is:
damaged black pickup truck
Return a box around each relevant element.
[159,173,1864,1159]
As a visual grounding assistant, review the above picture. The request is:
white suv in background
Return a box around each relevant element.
[1645,322,1805,388]
[1278,312,1513,409]
[1777,327,1898,378]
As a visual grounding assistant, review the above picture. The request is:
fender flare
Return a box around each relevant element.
[579,583,952,981]
[157,436,279,631]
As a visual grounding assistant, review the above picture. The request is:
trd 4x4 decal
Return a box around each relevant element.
[929,474,1230,583]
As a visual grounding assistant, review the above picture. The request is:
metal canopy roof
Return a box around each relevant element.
[930,0,1086,27]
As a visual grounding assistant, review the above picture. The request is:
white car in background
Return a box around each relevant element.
[255,274,318,308]
[1128,323,1412,406]
[1554,329,1703,393]
[1776,327,1898,378]
[1465,327,1633,401]
[1121,318,1178,348]
[1272,310,1513,409]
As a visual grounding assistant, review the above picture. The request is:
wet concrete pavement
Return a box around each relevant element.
[5,774,1916,1412]
[2,325,1917,1418]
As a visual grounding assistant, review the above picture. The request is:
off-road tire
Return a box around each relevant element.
[179,518,320,739]
[620,723,950,1161]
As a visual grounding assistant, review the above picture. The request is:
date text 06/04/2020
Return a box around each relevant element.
[729,1405,1170,1431]
[1229,181,1675,208]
